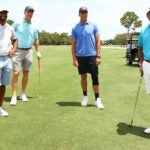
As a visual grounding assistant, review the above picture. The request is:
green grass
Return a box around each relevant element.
[1,45,150,150]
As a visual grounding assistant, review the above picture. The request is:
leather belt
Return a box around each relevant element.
[18,47,31,50]
[145,60,150,63]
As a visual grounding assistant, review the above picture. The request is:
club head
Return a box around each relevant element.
[38,95,42,99]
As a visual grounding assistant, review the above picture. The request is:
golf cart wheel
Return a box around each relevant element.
[126,57,132,65]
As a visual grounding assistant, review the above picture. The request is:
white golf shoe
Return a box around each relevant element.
[20,93,28,102]
[95,98,104,109]
[144,128,150,134]
[0,108,8,117]
[10,96,17,106]
[81,96,88,107]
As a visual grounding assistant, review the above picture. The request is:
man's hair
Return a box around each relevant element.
[147,9,150,16]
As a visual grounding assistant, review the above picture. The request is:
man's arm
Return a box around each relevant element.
[34,39,40,52]
[138,47,144,76]
[138,47,144,65]
[95,34,101,65]
[34,39,41,59]
[71,39,78,67]
[9,39,18,57]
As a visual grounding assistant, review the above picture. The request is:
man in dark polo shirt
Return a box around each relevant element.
[71,6,104,109]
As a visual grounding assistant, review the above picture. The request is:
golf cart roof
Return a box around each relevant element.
[127,32,140,41]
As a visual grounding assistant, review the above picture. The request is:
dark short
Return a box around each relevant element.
[77,56,98,75]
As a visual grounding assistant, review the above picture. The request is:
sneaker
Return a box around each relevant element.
[81,96,88,107]
[20,93,28,102]
[0,108,8,117]
[144,128,150,134]
[95,98,104,109]
[10,96,17,106]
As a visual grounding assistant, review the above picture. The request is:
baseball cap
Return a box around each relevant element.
[79,7,88,13]
[24,6,34,12]
[0,6,8,12]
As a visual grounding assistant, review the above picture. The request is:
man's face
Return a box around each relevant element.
[0,11,8,22]
[147,14,150,21]
[79,11,88,22]
[24,10,33,21]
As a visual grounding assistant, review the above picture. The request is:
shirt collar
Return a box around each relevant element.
[23,19,32,24]
[0,23,7,28]
[79,21,89,25]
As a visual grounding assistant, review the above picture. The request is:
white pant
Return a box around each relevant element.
[143,60,150,94]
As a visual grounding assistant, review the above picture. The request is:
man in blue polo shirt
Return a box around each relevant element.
[10,6,41,105]
[138,9,150,134]
[71,7,104,109]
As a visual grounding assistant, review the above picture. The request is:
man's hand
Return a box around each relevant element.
[36,51,42,59]
[73,59,79,67]
[96,57,101,65]
[8,50,15,58]
[139,65,144,77]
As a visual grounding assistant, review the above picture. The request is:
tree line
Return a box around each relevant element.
[7,11,142,46]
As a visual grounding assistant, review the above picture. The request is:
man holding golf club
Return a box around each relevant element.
[0,6,17,116]
[71,7,104,109]
[138,9,150,134]
[10,6,41,105]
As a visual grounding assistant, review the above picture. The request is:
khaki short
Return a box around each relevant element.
[12,48,33,71]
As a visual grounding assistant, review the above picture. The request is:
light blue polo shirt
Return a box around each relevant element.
[71,21,100,57]
[13,20,38,48]
[138,24,150,60]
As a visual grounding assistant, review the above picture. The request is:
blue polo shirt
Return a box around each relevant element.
[71,21,100,57]
[138,24,150,60]
[13,20,38,48]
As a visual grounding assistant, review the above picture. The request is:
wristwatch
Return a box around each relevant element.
[96,55,101,59]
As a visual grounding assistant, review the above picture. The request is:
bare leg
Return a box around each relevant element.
[81,73,87,92]
[22,70,29,94]
[12,71,20,96]
[0,85,5,107]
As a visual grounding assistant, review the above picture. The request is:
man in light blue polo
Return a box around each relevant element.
[138,9,150,134]
[10,6,41,105]
[0,6,17,116]
[71,6,104,109]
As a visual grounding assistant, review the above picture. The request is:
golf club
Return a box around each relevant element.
[129,74,143,127]
[37,58,41,99]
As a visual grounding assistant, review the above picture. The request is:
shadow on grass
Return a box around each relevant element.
[125,64,139,68]
[56,101,95,107]
[4,96,34,102]
[117,122,150,139]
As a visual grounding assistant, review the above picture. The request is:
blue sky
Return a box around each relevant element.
[1,0,150,39]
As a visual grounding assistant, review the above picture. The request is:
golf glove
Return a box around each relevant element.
[36,51,42,59]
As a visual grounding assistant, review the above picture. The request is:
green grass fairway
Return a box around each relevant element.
[1,46,150,150]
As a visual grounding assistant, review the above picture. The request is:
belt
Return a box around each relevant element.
[145,60,150,63]
[18,47,31,50]
[0,52,8,56]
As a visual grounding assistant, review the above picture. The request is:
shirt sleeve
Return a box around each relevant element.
[12,22,18,32]
[11,28,17,40]
[71,27,76,40]
[94,24,100,37]
[138,32,143,48]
